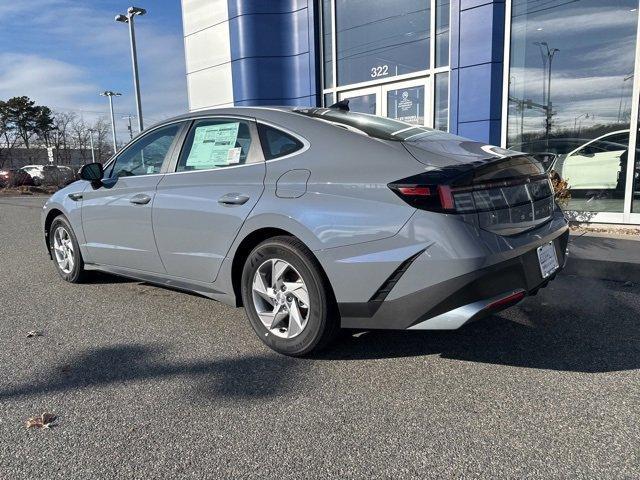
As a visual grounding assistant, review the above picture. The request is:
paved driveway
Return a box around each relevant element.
[1,196,638,478]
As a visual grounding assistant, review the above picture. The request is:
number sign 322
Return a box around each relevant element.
[370,65,389,78]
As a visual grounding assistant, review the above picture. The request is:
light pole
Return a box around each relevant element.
[100,91,121,153]
[88,128,96,163]
[573,113,590,135]
[116,6,146,133]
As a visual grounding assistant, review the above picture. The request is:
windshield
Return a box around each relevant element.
[293,108,463,142]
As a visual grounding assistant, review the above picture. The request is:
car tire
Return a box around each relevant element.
[49,215,87,283]
[241,236,339,356]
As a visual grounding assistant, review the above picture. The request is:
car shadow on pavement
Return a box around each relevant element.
[319,300,640,373]
[87,271,136,284]
[0,344,304,403]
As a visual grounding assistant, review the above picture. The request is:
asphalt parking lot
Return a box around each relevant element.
[0,196,638,479]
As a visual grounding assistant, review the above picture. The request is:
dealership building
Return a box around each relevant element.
[181,0,640,224]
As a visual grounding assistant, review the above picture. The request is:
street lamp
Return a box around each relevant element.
[100,91,121,153]
[573,113,590,134]
[116,6,146,133]
[88,128,96,163]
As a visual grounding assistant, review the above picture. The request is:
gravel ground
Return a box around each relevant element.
[0,196,638,479]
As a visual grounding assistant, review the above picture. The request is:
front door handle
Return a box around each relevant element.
[129,193,152,205]
[218,193,250,205]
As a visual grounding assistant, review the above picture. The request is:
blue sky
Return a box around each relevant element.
[0,0,187,138]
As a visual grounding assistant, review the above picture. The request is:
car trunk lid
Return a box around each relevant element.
[396,135,555,236]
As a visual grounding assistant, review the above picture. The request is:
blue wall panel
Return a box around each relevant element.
[450,0,505,144]
[228,0,318,106]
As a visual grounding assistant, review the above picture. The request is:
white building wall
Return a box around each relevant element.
[181,0,234,111]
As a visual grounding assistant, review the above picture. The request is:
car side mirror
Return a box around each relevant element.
[79,163,104,184]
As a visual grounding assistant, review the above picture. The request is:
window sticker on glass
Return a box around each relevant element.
[186,123,240,168]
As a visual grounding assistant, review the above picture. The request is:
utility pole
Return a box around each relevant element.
[535,42,559,148]
[88,128,96,163]
[116,6,146,132]
[617,73,634,122]
[122,115,134,140]
[100,91,121,154]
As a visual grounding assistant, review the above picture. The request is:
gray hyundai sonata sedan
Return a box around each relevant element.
[42,105,568,356]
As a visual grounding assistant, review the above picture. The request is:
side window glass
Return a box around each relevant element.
[258,124,304,160]
[109,124,181,178]
[176,119,254,172]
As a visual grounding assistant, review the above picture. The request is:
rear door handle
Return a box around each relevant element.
[129,193,152,205]
[218,193,250,205]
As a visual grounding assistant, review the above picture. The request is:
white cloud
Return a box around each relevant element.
[0,0,188,139]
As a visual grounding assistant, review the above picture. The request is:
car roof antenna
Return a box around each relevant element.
[328,99,350,111]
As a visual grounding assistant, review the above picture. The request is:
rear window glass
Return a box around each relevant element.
[293,107,462,142]
[258,124,304,160]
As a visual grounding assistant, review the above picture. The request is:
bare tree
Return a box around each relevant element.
[93,117,113,162]
[51,111,77,150]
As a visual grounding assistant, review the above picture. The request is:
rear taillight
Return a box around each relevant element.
[388,182,453,212]
[389,173,552,214]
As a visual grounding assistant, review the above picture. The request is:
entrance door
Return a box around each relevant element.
[339,86,380,116]
[382,78,430,126]
[338,77,430,127]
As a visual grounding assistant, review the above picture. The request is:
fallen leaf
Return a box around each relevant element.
[25,413,57,429]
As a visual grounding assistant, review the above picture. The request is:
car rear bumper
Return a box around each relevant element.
[337,220,569,330]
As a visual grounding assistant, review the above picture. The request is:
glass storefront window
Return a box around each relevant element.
[322,0,333,88]
[507,0,638,213]
[387,86,425,125]
[343,93,377,115]
[335,0,431,85]
[435,0,450,67]
[434,72,448,131]
[323,93,334,107]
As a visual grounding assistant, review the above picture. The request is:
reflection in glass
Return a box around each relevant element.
[507,0,637,213]
[322,0,333,88]
[323,93,334,107]
[434,73,449,131]
[336,0,430,85]
[343,94,377,115]
[436,0,450,67]
[387,86,425,125]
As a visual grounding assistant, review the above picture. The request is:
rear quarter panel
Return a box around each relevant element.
[245,111,426,251]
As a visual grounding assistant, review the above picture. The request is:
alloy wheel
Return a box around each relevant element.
[53,226,75,274]
[251,258,310,339]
